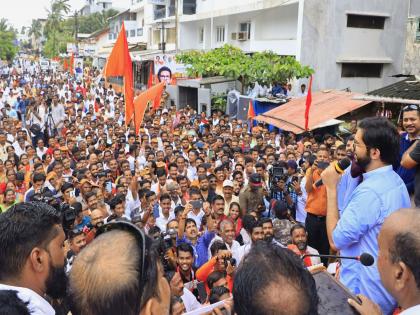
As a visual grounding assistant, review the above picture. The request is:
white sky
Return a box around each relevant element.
[0,0,129,30]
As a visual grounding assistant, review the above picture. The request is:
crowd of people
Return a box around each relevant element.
[0,58,419,315]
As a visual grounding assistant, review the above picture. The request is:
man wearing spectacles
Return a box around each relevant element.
[396,104,420,196]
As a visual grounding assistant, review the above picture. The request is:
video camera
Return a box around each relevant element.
[153,228,177,272]
[31,188,77,236]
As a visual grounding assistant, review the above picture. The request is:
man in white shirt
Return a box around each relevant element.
[348,208,420,315]
[0,202,67,315]
[208,219,241,259]
[156,193,175,231]
[233,219,265,265]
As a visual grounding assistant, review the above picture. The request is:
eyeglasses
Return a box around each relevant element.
[402,104,419,112]
[95,221,150,303]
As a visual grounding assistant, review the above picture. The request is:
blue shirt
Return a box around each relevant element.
[396,133,416,194]
[336,165,360,292]
[177,231,215,269]
[333,165,410,315]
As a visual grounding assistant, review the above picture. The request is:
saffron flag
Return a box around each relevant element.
[103,22,134,125]
[63,58,69,72]
[69,53,74,75]
[134,82,165,134]
[247,99,255,120]
[147,62,154,89]
[304,76,313,130]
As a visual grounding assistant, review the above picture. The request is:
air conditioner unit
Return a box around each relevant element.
[231,32,237,40]
[237,31,248,41]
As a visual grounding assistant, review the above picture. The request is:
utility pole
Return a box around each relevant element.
[175,0,178,52]
[158,19,168,54]
[74,10,79,54]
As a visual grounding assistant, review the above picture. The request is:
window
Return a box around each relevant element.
[347,14,385,29]
[199,27,204,43]
[416,18,420,42]
[341,63,383,78]
[130,29,136,37]
[239,22,251,39]
[126,31,129,37]
[108,33,113,40]
[216,26,225,43]
[137,28,143,36]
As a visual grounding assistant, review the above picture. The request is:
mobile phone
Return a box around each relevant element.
[105,181,112,193]
[208,150,214,159]
[69,190,75,198]
[190,200,203,209]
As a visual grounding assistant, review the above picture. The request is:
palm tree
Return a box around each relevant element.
[0,18,10,32]
[28,19,43,54]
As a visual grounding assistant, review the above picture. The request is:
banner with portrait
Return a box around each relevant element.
[153,54,186,85]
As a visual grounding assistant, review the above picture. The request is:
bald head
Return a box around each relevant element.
[69,230,141,315]
[380,208,420,291]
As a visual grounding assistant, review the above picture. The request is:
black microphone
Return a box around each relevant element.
[302,252,374,266]
[314,157,351,187]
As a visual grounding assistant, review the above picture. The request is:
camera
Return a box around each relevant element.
[153,229,177,272]
[224,257,236,267]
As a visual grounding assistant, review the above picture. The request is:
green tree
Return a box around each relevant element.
[44,0,72,57]
[176,44,314,93]
[0,19,17,62]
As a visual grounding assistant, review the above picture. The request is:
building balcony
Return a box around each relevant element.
[154,7,166,20]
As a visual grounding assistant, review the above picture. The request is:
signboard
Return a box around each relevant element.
[79,44,96,56]
[66,43,77,54]
[154,54,186,85]
[148,0,168,5]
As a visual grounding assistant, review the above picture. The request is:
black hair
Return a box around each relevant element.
[211,194,225,204]
[233,242,318,315]
[159,193,171,202]
[0,290,31,315]
[156,168,167,178]
[209,286,230,304]
[259,217,272,226]
[33,172,46,183]
[184,218,197,230]
[109,194,125,210]
[207,270,227,290]
[242,214,257,233]
[290,223,306,236]
[358,117,399,165]
[0,202,61,280]
[157,66,172,81]
[210,240,227,257]
[390,231,420,289]
[148,226,161,236]
[176,243,194,257]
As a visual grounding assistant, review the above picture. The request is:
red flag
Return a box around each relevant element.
[304,76,313,130]
[147,62,154,89]
[104,22,134,125]
[134,82,165,134]
[247,99,255,120]
[69,53,74,75]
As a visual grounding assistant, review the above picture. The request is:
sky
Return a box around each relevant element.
[0,0,129,30]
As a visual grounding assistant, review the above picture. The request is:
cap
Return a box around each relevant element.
[195,141,204,149]
[223,180,234,188]
[287,160,298,170]
[162,108,168,114]
[249,173,263,186]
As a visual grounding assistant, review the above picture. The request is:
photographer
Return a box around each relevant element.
[196,241,235,294]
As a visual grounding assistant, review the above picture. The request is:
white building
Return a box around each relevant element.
[178,0,410,93]
[80,0,114,16]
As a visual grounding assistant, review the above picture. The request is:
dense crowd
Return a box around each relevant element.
[0,58,419,315]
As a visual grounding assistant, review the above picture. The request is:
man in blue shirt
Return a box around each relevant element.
[321,117,410,315]
[395,104,420,194]
[177,201,215,268]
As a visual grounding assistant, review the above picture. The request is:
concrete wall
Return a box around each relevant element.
[299,0,409,93]
[403,17,420,75]
[410,0,420,17]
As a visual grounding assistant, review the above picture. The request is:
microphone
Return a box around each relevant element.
[302,252,374,266]
[314,157,351,187]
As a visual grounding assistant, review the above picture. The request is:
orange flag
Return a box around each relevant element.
[304,76,313,130]
[69,53,74,75]
[103,22,134,125]
[247,99,255,120]
[134,82,165,134]
[63,58,69,71]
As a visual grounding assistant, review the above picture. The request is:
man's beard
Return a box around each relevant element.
[264,235,274,243]
[296,241,307,251]
[352,153,371,176]
[45,261,68,299]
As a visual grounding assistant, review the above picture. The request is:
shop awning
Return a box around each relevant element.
[254,90,372,134]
